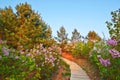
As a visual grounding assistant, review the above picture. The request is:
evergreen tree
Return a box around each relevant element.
[0,3,51,48]
[71,28,81,42]
[55,26,68,48]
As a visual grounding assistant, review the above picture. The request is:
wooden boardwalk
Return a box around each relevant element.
[61,57,90,80]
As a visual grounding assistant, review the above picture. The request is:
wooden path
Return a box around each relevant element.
[61,57,90,80]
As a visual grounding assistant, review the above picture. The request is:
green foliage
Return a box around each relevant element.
[106,9,120,39]
[61,60,71,77]
[81,41,94,58]
[35,38,57,47]
[71,41,94,58]
[72,41,84,58]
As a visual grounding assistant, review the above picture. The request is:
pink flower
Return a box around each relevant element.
[109,49,120,58]
[26,53,31,57]
[15,56,19,59]
[98,56,111,67]
[106,39,117,46]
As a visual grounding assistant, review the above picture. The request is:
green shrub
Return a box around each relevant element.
[63,43,75,53]
[81,41,94,58]
[72,41,84,58]
[71,41,94,58]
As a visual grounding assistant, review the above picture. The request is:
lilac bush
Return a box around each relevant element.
[30,44,61,67]
[0,40,61,80]
[18,43,61,79]
[90,39,120,79]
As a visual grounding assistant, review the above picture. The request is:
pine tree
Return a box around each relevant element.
[71,28,81,42]
[0,3,51,48]
[55,26,68,48]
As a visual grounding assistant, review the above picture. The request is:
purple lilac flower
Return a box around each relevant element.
[26,53,31,57]
[42,49,47,53]
[2,47,10,56]
[106,39,117,46]
[15,56,19,59]
[98,56,111,67]
[109,49,120,58]
[20,50,24,54]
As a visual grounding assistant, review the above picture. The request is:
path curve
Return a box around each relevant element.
[61,57,90,80]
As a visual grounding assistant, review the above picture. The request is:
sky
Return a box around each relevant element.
[0,0,120,39]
